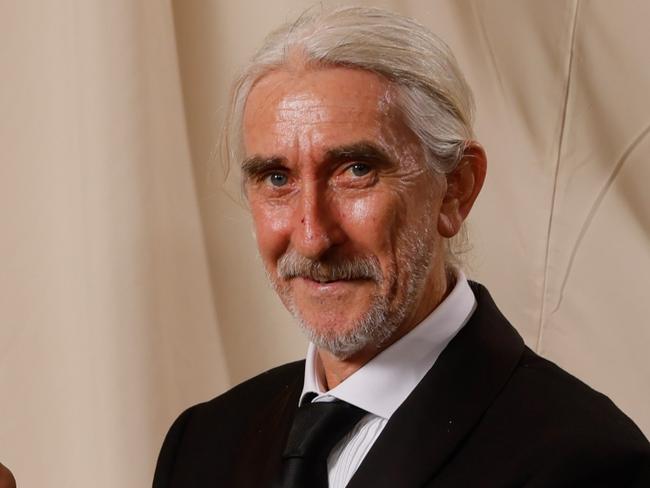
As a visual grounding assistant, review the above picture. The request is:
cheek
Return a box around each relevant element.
[339,194,398,251]
[348,198,374,221]
[250,201,292,263]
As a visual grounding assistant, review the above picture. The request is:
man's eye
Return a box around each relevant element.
[349,163,371,177]
[266,172,288,187]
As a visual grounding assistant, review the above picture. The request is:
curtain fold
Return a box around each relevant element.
[0,1,228,486]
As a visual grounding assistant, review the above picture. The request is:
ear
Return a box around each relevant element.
[437,142,487,238]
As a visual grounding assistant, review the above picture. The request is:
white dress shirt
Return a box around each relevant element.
[299,271,477,488]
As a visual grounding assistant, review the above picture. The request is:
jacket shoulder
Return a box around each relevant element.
[153,360,304,487]
[512,347,646,443]
[196,359,305,415]
[484,347,650,483]
[175,359,304,441]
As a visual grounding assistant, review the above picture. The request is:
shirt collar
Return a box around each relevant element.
[300,270,477,419]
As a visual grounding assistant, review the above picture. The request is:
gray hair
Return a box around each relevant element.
[223,5,475,265]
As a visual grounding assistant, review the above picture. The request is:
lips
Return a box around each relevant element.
[294,276,370,294]
[299,277,346,285]
[308,278,340,284]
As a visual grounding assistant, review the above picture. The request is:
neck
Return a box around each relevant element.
[318,348,377,390]
[317,267,453,389]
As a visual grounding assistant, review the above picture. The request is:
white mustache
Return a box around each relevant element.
[277,251,382,283]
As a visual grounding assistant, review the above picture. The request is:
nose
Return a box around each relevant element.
[291,182,345,259]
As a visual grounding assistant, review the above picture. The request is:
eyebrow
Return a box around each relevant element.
[324,141,393,166]
[240,141,394,180]
[241,155,287,180]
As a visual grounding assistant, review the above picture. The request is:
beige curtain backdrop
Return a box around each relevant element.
[0,1,228,487]
[1,0,648,486]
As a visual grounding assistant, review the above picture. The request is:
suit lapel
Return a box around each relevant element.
[347,283,525,488]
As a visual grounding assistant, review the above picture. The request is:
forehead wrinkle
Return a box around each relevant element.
[275,98,378,127]
[244,68,406,170]
[275,79,393,119]
[248,65,395,113]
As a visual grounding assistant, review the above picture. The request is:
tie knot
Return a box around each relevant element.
[283,399,366,461]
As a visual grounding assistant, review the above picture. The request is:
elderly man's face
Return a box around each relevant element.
[242,67,450,359]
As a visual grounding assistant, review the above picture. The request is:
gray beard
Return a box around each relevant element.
[271,226,434,360]
[291,292,397,360]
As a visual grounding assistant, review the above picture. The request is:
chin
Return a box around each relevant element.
[292,296,403,360]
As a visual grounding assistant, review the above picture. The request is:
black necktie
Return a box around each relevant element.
[274,396,366,488]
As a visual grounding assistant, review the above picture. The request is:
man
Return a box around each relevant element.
[154,6,650,487]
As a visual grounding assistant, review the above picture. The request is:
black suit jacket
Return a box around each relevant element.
[153,283,650,487]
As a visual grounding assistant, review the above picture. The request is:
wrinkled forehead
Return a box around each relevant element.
[242,67,398,147]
